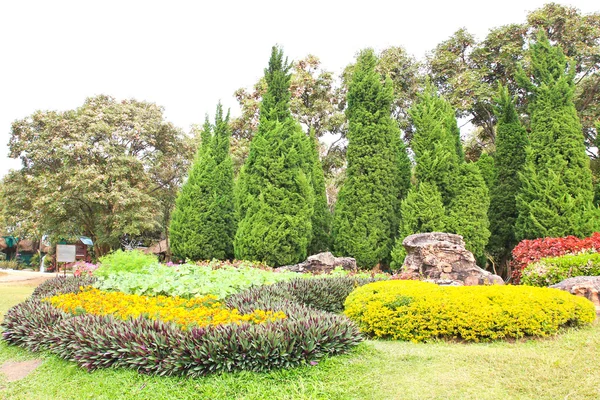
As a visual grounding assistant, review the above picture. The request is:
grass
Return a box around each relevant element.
[1,284,599,399]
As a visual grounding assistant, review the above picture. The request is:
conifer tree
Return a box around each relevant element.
[475,153,496,190]
[446,163,491,263]
[390,182,446,269]
[308,128,332,254]
[332,49,410,268]
[409,82,461,205]
[170,109,236,261]
[515,31,599,239]
[234,47,314,266]
[487,86,528,258]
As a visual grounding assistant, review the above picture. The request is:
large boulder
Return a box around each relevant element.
[401,232,503,286]
[550,276,600,314]
[277,252,357,274]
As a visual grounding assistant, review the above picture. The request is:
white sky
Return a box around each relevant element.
[0,0,597,177]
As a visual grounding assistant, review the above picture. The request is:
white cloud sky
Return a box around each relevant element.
[0,0,597,177]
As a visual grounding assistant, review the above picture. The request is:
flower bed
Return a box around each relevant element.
[521,252,600,287]
[344,280,596,342]
[1,276,362,376]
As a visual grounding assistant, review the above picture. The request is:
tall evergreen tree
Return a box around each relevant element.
[409,82,461,206]
[475,152,496,191]
[234,47,314,266]
[515,31,599,239]
[487,86,528,259]
[170,105,236,261]
[390,182,447,269]
[446,163,491,263]
[308,128,332,254]
[332,49,410,268]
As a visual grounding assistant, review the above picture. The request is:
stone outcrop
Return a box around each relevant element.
[550,276,600,314]
[277,252,357,274]
[401,232,503,286]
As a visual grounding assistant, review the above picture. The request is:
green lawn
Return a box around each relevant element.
[1,284,599,400]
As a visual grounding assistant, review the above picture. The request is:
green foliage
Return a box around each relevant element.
[390,182,447,269]
[2,276,362,377]
[409,82,461,205]
[333,49,411,268]
[446,163,491,263]
[227,276,385,314]
[521,252,600,287]
[235,47,315,266]
[516,32,599,240]
[94,249,157,278]
[344,280,596,342]
[96,262,310,299]
[2,96,193,255]
[170,105,236,261]
[475,152,496,190]
[308,130,332,254]
[487,86,528,259]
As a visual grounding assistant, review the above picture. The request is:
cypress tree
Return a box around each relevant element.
[390,182,447,269]
[170,107,236,261]
[409,82,461,206]
[308,128,332,254]
[475,153,496,191]
[515,31,599,239]
[487,86,528,258]
[332,49,410,268]
[446,163,491,263]
[234,47,314,266]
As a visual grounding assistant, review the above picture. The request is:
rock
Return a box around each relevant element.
[550,276,600,314]
[277,252,357,274]
[402,232,503,286]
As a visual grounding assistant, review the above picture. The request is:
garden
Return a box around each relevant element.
[2,3,600,399]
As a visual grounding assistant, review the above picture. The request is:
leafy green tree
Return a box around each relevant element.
[234,47,314,266]
[475,152,496,190]
[170,104,236,261]
[487,86,528,260]
[446,163,491,263]
[516,31,599,239]
[308,129,332,254]
[332,49,410,268]
[390,182,447,269]
[4,95,192,256]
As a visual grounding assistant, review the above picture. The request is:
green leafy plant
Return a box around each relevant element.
[94,249,158,278]
[521,252,600,286]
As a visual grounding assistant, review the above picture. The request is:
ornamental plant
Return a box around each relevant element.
[94,249,157,278]
[521,252,600,287]
[510,232,600,283]
[44,287,285,330]
[344,280,595,342]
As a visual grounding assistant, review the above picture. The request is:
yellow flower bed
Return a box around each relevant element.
[44,287,285,330]
[344,280,596,342]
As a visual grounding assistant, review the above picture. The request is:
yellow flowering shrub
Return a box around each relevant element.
[44,287,285,330]
[344,280,596,342]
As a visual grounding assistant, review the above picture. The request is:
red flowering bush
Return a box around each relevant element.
[511,232,600,284]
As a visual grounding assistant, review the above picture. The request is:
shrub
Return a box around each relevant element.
[0,260,19,269]
[96,263,311,299]
[521,252,600,287]
[94,249,158,278]
[72,261,98,277]
[2,276,362,376]
[511,232,600,283]
[344,280,595,342]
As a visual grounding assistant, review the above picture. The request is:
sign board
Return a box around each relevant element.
[56,245,76,263]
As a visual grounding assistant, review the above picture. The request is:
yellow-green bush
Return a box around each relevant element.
[344,280,596,342]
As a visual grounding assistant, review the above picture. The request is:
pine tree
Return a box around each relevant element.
[475,153,496,191]
[308,128,332,254]
[487,86,528,259]
[169,112,233,261]
[234,47,314,266]
[332,49,410,268]
[446,163,491,263]
[390,182,446,269]
[515,31,599,239]
[409,82,461,205]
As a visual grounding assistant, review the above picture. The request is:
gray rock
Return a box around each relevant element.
[550,276,600,314]
[401,232,503,286]
[277,252,357,274]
